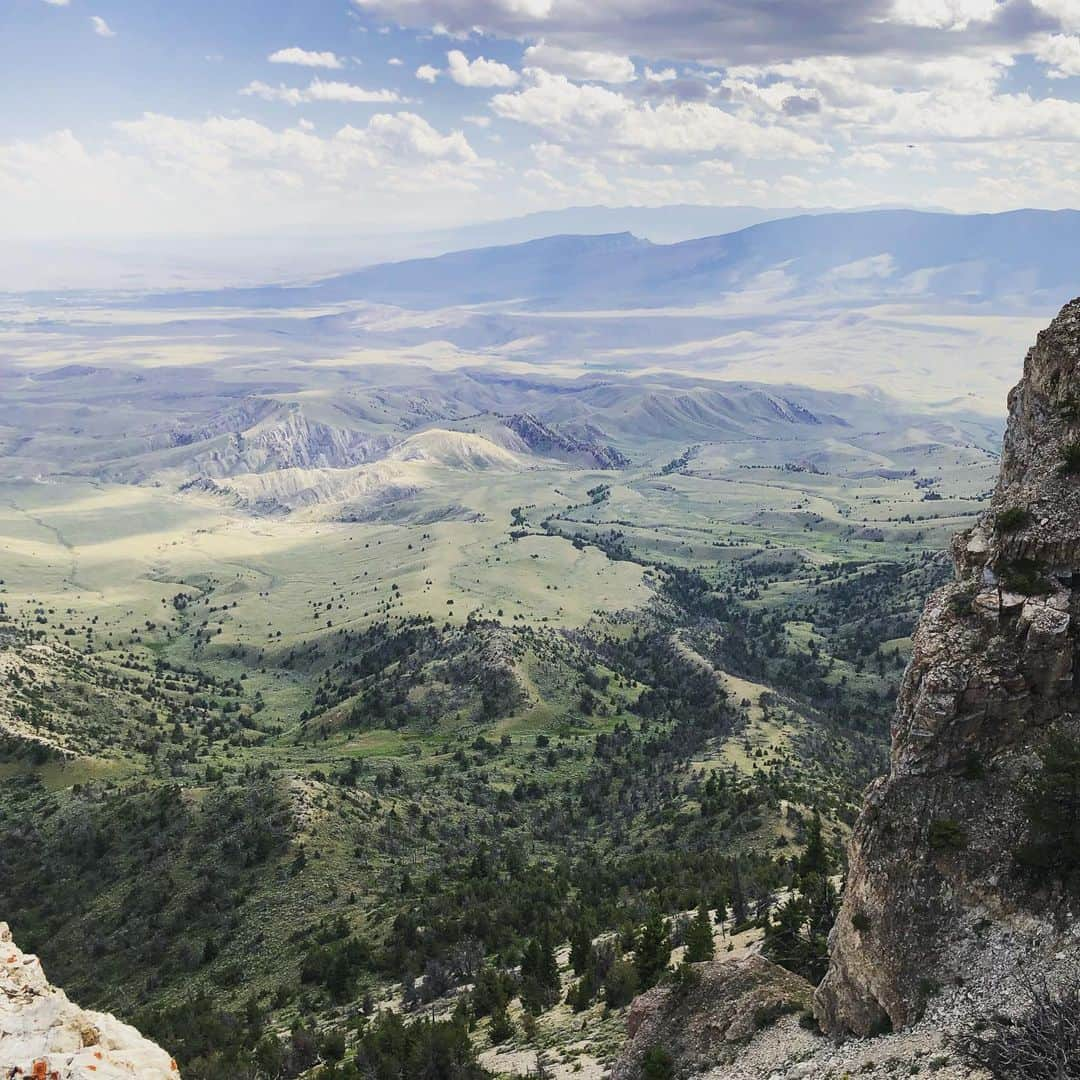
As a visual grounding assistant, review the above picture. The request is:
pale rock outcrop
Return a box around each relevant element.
[0,922,179,1079]
[815,297,1080,1035]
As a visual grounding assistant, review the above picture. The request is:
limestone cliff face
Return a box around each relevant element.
[0,922,179,1079]
[815,297,1080,1036]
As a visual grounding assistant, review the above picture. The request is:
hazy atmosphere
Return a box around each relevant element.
[4,3,1080,1080]
[7,0,1080,245]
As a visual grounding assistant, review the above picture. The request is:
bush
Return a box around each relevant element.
[954,976,1080,1079]
[604,959,640,1008]
[949,587,976,617]
[996,507,1032,533]
[642,1046,675,1080]
[1059,441,1080,476]
[929,818,968,851]
[1014,729,1080,889]
[996,558,1052,596]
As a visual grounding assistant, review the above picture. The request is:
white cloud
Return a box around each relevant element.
[268,47,343,69]
[40,0,70,6]
[645,66,678,82]
[699,158,736,174]
[388,57,404,65]
[446,49,520,87]
[883,0,997,30]
[90,15,115,37]
[416,64,440,82]
[0,111,493,237]
[1033,0,1080,34]
[241,79,405,105]
[1034,33,1080,77]
[521,42,635,83]
[491,70,825,158]
[350,0,1051,67]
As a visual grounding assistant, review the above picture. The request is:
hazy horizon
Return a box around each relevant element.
[6,0,1080,249]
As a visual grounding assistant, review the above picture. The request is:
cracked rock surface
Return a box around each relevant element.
[0,922,179,1079]
[815,297,1080,1036]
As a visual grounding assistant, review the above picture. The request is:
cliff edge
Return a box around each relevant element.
[816,297,1080,1035]
[0,922,179,1079]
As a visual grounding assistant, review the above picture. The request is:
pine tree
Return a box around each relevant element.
[634,910,671,989]
[520,935,560,1014]
[730,860,748,925]
[569,920,594,977]
[683,903,715,963]
[763,809,839,983]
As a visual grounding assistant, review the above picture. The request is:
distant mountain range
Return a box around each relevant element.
[0,202,896,292]
[148,208,1080,315]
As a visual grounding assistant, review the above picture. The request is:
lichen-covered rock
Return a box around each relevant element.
[612,955,814,1078]
[815,297,1080,1036]
[0,922,180,1079]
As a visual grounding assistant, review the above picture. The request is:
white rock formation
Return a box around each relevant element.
[0,922,180,1079]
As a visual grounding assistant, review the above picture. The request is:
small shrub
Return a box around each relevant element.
[948,587,976,617]
[603,960,640,1009]
[752,1000,799,1031]
[668,962,701,1001]
[997,558,1052,596]
[642,1046,675,1080]
[851,912,871,933]
[929,818,968,851]
[996,507,1032,533]
[963,751,986,781]
[1014,729,1080,889]
[1061,441,1080,475]
[954,975,1080,1079]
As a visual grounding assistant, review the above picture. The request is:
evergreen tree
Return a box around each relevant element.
[488,1004,514,1045]
[634,910,671,989]
[683,903,715,963]
[730,860,748,925]
[763,809,839,983]
[712,896,728,932]
[520,935,560,1014]
[568,920,594,977]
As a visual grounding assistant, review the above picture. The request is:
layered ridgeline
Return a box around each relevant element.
[816,297,1080,1035]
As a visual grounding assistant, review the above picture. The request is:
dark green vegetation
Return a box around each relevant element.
[1014,728,1080,891]
[995,507,1031,533]
[0,409,996,1074]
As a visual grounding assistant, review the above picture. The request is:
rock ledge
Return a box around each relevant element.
[0,922,179,1079]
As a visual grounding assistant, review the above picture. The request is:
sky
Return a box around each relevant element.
[3,0,1080,239]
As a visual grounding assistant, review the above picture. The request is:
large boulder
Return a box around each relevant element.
[611,955,814,1079]
[0,922,180,1079]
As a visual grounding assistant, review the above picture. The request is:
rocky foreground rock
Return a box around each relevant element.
[816,297,1080,1035]
[611,955,814,1078]
[0,922,179,1079]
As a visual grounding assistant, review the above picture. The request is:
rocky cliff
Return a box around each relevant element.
[815,297,1080,1035]
[0,922,179,1079]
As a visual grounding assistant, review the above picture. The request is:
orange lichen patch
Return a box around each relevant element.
[171,1060,179,1072]
[33,1061,48,1080]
